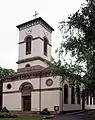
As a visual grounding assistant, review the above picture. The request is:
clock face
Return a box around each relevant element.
[46,79,53,86]
[25,29,32,35]
[43,30,48,36]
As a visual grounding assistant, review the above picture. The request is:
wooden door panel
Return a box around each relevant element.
[23,96,31,111]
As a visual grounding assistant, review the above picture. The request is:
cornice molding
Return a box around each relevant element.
[16,56,51,64]
[3,87,62,94]
[2,67,51,83]
[17,65,45,73]
[16,17,54,33]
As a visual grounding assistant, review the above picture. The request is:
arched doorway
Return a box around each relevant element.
[19,82,33,111]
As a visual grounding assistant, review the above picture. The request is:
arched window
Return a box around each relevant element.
[93,97,95,105]
[44,37,48,56]
[76,86,80,104]
[71,86,75,104]
[64,84,68,104]
[86,95,89,105]
[25,64,30,67]
[90,95,92,105]
[26,37,31,55]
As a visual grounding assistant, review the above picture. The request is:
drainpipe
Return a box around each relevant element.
[61,77,64,113]
[39,72,41,113]
[0,79,3,110]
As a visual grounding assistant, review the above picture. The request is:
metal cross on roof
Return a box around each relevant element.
[33,11,39,19]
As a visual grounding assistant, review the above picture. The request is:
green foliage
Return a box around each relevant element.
[0,116,42,120]
[52,0,95,97]
[0,112,17,118]
[0,67,15,93]
[0,67,15,78]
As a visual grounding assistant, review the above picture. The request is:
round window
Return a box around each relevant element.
[7,84,12,89]
[46,79,53,86]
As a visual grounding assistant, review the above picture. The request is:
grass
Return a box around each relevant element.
[0,116,42,120]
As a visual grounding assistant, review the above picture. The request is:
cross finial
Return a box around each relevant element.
[33,11,39,19]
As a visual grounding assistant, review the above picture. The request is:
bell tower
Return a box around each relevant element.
[16,17,54,72]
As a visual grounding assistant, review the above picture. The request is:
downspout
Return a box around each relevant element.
[0,79,3,110]
[61,77,64,112]
[39,72,41,113]
[59,78,63,113]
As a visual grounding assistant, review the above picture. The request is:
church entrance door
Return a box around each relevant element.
[19,82,33,112]
[22,96,31,111]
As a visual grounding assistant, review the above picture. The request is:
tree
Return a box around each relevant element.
[0,67,15,92]
[0,67,15,109]
[0,67,15,78]
[52,0,95,102]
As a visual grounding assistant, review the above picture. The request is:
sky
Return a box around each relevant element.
[0,0,84,71]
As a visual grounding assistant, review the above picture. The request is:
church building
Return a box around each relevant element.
[2,17,93,113]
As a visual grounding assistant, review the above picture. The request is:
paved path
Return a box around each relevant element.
[53,114,94,120]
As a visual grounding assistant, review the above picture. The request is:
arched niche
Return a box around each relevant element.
[19,82,34,111]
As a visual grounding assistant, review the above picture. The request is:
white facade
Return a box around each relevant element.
[18,24,52,65]
[3,76,61,112]
[3,17,93,113]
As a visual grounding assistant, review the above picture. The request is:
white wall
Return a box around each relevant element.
[39,25,51,44]
[3,82,15,93]
[18,24,52,61]
[3,76,87,112]
[62,82,82,111]
[18,23,52,69]
[40,76,61,111]
[3,76,61,111]
[19,24,51,44]
[31,92,39,111]
[19,39,42,60]
[3,93,21,111]
[19,25,41,42]
[18,60,49,69]
[18,39,51,64]
[3,76,60,92]
[3,90,60,112]
[41,90,60,111]
[41,76,60,89]
[3,78,40,92]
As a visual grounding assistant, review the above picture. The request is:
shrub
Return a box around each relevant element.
[0,112,17,118]
[40,108,50,115]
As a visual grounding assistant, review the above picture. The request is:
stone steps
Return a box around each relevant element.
[11,111,39,116]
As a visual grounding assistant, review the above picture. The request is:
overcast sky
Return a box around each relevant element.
[0,0,84,71]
